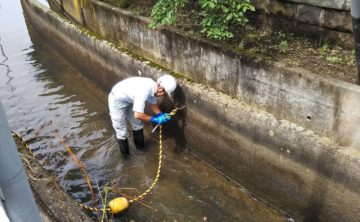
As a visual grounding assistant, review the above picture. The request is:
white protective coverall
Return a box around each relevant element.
[108,77,157,140]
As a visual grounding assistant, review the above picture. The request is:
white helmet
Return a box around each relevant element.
[157,74,176,97]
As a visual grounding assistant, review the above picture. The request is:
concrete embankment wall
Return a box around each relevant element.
[22,0,360,221]
[50,0,360,149]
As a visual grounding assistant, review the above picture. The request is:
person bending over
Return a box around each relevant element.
[108,74,177,157]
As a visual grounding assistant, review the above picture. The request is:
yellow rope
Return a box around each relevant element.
[129,124,163,203]
[11,105,185,214]
[89,123,166,212]
[127,106,184,203]
[12,127,164,212]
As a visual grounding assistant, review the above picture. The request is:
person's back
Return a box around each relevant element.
[110,77,157,113]
[108,75,176,157]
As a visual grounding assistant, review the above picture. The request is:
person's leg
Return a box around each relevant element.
[127,105,145,149]
[108,94,129,156]
[117,138,129,156]
[133,129,144,149]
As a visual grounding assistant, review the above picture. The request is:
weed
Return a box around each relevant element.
[279,40,288,53]
[238,40,245,50]
[326,56,342,64]
[319,43,329,56]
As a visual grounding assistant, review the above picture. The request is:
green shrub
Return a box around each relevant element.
[149,0,188,28]
[199,0,255,41]
[149,0,255,41]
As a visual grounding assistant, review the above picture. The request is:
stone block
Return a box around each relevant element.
[296,4,323,25]
[288,0,348,10]
[323,9,352,31]
[346,0,351,10]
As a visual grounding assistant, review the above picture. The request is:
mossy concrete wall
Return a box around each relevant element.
[50,0,360,149]
[23,0,360,221]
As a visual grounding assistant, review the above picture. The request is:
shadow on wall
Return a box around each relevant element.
[301,149,335,221]
[160,85,187,153]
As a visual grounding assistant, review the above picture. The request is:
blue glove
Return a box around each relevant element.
[150,113,171,125]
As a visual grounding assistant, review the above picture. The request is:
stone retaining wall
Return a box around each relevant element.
[253,0,351,31]
[251,0,353,48]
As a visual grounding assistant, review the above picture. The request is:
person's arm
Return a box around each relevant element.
[133,103,161,122]
[134,112,151,122]
[133,99,170,124]
[135,110,173,125]
[149,103,161,115]
[134,111,170,124]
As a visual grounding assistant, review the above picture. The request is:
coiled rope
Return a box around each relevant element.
[12,105,185,214]
[76,123,163,213]
[12,125,164,214]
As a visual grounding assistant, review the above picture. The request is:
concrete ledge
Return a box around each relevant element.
[21,0,360,221]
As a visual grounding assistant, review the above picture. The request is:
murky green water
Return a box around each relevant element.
[0,0,289,221]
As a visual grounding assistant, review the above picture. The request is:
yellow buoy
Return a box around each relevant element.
[108,197,129,214]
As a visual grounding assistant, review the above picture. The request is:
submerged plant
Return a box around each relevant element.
[96,179,110,222]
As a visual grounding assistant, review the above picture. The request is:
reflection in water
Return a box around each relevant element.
[0,0,288,221]
[0,36,14,91]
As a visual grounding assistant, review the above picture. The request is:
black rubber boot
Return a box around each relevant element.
[117,138,130,156]
[133,129,145,149]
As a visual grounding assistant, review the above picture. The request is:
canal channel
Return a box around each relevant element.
[0,0,290,221]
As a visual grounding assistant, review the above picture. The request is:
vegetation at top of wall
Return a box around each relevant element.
[199,0,255,40]
[99,0,356,84]
[149,0,255,41]
[149,0,187,28]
